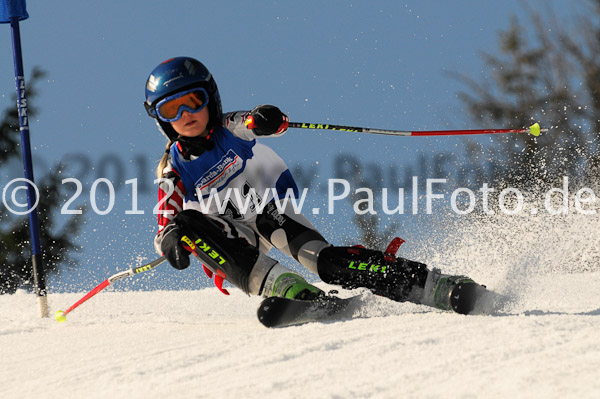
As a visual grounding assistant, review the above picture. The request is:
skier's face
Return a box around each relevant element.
[170,106,210,138]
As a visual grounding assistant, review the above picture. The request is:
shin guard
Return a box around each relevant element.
[177,210,265,294]
[316,246,428,301]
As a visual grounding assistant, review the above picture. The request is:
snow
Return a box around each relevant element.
[1,271,599,399]
[2,198,600,399]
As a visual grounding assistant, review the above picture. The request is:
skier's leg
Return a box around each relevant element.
[255,201,428,301]
[255,202,481,312]
[255,200,330,274]
[173,210,323,299]
[315,245,428,301]
[316,245,482,313]
[255,201,425,301]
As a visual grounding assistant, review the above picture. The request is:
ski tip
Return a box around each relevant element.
[528,122,541,137]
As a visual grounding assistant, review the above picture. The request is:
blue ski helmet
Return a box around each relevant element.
[144,57,222,140]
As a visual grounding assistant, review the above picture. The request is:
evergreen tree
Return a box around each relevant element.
[455,1,600,188]
[0,68,82,294]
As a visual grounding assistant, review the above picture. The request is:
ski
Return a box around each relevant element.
[257,295,361,328]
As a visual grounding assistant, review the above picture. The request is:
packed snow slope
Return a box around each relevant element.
[1,272,599,399]
[2,208,600,399]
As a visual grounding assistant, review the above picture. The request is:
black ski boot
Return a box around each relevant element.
[415,268,484,314]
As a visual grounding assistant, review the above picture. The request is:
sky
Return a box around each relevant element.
[0,0,580,292]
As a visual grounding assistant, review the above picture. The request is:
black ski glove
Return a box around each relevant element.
[246,105,289,136]
[160,210,211,270]
[160,222,191,270]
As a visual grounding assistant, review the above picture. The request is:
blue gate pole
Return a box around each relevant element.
[2,0,48,317]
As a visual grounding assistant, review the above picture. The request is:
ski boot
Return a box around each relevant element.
[413,268,485,314]
[261,264,324,301]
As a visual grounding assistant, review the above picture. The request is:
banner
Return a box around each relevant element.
[0,0,29,23]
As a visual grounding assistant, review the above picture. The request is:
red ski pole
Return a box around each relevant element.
[288,122,546,137]
[54,256,166,322]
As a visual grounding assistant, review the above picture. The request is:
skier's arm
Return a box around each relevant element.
[224,105,289,140]
[154,158,186,254]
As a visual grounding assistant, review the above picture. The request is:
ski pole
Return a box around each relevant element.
[289,122,546,137]
[54,256,166,322]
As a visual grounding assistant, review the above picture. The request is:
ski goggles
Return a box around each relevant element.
[148,88,209,122]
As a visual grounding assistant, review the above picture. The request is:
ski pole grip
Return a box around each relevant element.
[244,115,257,130]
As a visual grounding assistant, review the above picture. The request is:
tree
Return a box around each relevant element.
[0,68,82,294]
[350,2,600,246]
[455,1,600,189]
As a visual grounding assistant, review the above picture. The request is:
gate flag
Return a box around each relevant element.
[0,0,29,23]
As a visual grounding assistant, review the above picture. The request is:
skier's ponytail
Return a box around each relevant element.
[156,142,174,179]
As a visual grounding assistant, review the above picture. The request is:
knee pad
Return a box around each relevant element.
[256,201,327,261]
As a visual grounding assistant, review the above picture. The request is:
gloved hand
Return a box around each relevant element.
[160,210,204,270]
[160,222,191,270]
[245,105,289,136]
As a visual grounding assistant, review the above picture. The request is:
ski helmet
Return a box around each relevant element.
[144,57,222,141]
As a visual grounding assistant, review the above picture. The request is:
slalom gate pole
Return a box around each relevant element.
[1,0,49,317]
[289,122,546,137]
[54,256,166,322]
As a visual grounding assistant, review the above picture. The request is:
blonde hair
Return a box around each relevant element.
[156,141,174,179]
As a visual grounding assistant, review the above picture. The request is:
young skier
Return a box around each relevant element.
[144,56,481,314]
